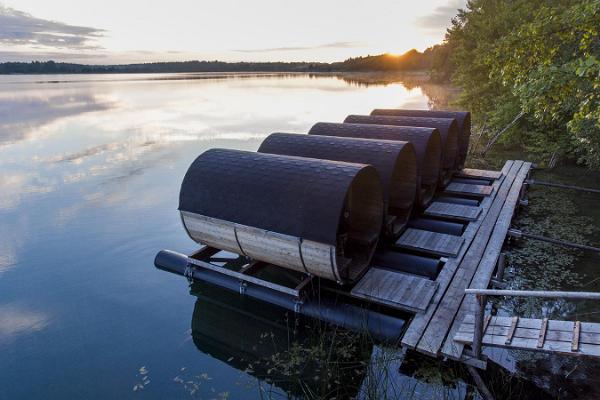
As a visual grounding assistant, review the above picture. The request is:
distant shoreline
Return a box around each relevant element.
[0,52,442,76]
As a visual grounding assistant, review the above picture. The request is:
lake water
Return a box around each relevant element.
[0,72,598,399]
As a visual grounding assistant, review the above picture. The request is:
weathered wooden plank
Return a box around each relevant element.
[424,202,482,221]
[350,268,438,313]
[455,168,503,180]
[454,330,600,357]
[538,318,549,348]
[461,315,600,335]
[440,162,532,359]
[401,160,516,350]
[573,321,581,352]
[506,316,519,344]
[395,228,464,257]
[445,182,494,196]
[414,161,524,355]
[458,318,600,346]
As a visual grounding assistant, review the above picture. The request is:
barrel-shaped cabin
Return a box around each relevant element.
[258,133,417,237]
[308,122,442,208]
[371,109,471,169]
[344,114,459,186]
[179,148,383,283]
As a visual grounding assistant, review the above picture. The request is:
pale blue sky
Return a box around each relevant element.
[0,0,465,64]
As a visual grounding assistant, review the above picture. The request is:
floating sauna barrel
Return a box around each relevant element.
[344,114,459,186]
[258,133,417,237]
[179,148,384,283]
[371,109,471,169]
[309,122,441,208]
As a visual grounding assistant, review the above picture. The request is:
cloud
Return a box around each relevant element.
[0,5,105,49]
[233,41,362,53]
[415,0,466,33]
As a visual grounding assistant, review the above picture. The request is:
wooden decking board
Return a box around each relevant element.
[425,202,482,221]
[401,160,517,350]
[395,228,464,257]
[414,161,525,356]
[445,182,494,197]
[455,168,503,180]
[454,315,600,357]
[351,268,438,313]
[440,162,532,359]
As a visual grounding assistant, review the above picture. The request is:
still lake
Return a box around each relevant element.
[1,73,599,399]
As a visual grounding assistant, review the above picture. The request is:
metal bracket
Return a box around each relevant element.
[239,281,247,295]
[293,299,303,313]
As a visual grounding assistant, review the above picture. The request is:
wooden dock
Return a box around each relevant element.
[159,158,600,378]
[396,160,531,359]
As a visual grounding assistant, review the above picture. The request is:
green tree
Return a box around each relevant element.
[438,0,600,168]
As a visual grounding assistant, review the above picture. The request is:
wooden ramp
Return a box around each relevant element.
[454,315,600,357]
[400,160,532,358]
[395,228,464,257]
[445,182,494,197]
[424,202,482,221]
[351,268,438,313]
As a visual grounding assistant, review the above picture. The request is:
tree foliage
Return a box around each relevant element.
[435,0,600,168]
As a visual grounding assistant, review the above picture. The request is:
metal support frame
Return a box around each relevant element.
[508,229,600,253]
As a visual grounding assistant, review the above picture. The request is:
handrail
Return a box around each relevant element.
[465,288,600,300]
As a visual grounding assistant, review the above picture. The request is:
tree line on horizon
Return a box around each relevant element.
[0,47,448,75]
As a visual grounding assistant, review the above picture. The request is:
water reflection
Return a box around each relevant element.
[190,282,371,398]
[0,93,113,146]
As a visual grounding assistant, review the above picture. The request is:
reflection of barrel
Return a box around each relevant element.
[190,282,370,398]
[371,109,471,169]
[258,133,417,236]
[179,148,383,283]
[344,114,459,186]
[308,122,441,208]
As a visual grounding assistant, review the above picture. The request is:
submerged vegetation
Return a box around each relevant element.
[432,0,600,168]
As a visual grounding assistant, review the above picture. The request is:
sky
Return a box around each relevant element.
[0,0,465,64]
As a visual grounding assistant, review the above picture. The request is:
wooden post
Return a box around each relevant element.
[495,253,506,281]
[473,294,487,359]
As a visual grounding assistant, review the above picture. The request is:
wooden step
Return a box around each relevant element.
[351,268,438,312]
[424,202,482,221]
[455,168,503,180]
[395,228,464,257]
[454,315,600,357]
[445,182,493,197]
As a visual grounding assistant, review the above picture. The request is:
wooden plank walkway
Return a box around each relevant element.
[395,228,464,257]
[424,202,482,221]
[445,182,494,197]
[455,168,503,180]
[441,161,532,360]
[454,315,600,357]
[351,268,438,313]
[400,160,530,356]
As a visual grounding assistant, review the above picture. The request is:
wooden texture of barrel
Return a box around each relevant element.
[179,148,383,283]
[258,133,417,237]
[344,114,459,186]
[371,109,471,169]
[309,122,441,208]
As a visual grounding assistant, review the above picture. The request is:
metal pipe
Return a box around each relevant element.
[528,179,600,194]
[154,250,406,342]
[371,251,442,279]
[451,178,492,186]
[465,288,600,300]
[435,196,480,207]
[508,229,600,253]
[408,218,465,236]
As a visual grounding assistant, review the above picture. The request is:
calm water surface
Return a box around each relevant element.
[0,73,598,399]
